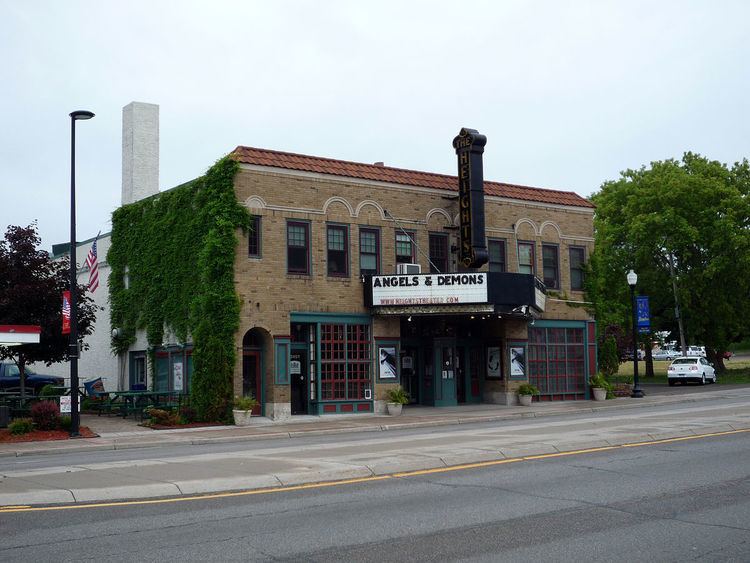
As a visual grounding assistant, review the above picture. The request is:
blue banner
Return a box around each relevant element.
[636,296,650,333]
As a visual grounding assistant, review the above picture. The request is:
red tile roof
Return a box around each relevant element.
[231,146,594,209]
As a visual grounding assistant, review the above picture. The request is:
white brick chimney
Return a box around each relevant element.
[121,102,159,205]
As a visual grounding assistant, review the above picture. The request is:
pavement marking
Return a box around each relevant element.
[1,427,749,514]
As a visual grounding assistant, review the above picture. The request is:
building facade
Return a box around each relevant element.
[222,146,596,419]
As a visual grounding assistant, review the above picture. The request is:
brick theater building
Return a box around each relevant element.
[227,134,596,418]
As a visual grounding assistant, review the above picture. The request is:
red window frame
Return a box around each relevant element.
[327,224,349,277]
[287,221,310,275]
[428,233,449,273]
[488,239,506,272]
[542,244,559,289]
[359,228,380,276]
[320,323,371,401]
[517,241,535,275]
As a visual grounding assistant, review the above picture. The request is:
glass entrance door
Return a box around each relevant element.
[433,338,457,406]
[290,349,308,415]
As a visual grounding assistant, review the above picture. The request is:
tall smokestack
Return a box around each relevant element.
[122,102,159,205]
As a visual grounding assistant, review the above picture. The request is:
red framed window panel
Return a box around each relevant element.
[428,233,449,273]
[569,246,586,291]
[248,215,261,258]
[395,231,415,264]
[320,323,371,401]
[488,239,506,272]
[359,228,380,276]
[287,221,310,275]
[518,241,535,275]
[327,224,349,277]
[542,244,560,289]
[528,327,586,398]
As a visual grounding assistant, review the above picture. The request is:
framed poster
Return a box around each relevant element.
[486,346,501,379]
[173,361,184,392]
[378,346,398,380]
[509,346,525,378]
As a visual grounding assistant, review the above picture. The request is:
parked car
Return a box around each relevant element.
[667,357,716,386]
[652,349,678,361]
[686,345,706,357]
[0,361,64,394]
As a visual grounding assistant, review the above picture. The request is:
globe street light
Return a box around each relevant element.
[627,269,644,398]
[69,109,94,436]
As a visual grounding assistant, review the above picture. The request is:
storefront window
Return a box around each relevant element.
[528,327,585,396]
[320,323,371,400]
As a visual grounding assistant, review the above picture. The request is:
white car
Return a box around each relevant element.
[652,349,678,361]
[667,357,716,386]
[686,345,706,357]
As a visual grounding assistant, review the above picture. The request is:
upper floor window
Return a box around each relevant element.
[488,239,506,272]
[518,241,535,275]
[359,228,380,276]
[542,244,559,289]
[327,224,349,277]
[428,233,449,273]
[248,215,261,258]
[569,246,586,291]
[395,231,415,264]
[287,221,310,275]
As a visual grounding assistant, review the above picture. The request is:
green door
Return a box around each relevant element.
[433,338,457,407]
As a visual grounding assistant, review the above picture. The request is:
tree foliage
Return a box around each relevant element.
[0,224,97,386]
[108,156,249,421]
[588,153,750,370]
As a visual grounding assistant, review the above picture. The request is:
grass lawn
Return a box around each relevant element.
[614,359,750,385]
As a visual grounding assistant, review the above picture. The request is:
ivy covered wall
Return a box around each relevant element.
[108,156,250,420]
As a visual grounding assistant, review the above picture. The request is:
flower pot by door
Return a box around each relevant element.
[518,394,533,407]
[386,403,403,416]
[233,410,255,426]
[592,387,607,401]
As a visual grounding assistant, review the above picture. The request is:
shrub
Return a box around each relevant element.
[179,406,197,423]
[517,383,540,396]
[598,335,620,377]
[146,408,182,427]
[9,418,34,435]
[31,400,61,430]
[59,415,72,431]
[39,384,64,397]
[386,386,409,405]
[233,395,258,412]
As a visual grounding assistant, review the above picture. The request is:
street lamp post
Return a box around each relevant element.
[627,269,644,398]
[69,110,94,437]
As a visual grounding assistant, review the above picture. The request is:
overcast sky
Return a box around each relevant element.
[1,0,748,250]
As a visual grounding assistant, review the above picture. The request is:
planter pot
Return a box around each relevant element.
[386,402,403,416]
[591,387,607,401]
[232,409,257,426]
[518,394,533,407]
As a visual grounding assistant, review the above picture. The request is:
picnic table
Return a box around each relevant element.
[98,390,188,420]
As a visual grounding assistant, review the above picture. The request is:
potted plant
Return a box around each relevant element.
[232,395,259,426]
[385,386,409,416]
[517,383,539,406]
[588,374,611,401]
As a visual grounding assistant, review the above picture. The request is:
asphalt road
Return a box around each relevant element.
[2,430,750,562]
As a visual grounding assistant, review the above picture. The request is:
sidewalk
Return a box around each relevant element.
[1,385,747,458]
[2,386,749,507]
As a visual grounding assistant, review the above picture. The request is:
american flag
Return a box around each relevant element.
[85,235,99,293]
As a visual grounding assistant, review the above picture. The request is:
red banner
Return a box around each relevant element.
[62,291,71,335]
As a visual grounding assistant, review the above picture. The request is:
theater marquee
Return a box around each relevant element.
[369,273,488,306]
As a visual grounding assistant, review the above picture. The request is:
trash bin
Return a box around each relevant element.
[0,405,9,428]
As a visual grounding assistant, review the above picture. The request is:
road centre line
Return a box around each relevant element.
[1,428,749,514]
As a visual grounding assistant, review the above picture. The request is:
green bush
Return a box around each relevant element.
[59,415,72,431]
[9,418,34,435]
[598,335,620,377]
[517,383,540,396]
[39,384,64,397]
[145,408,182,426]
[233,395,258,411]
[386,386,409,405]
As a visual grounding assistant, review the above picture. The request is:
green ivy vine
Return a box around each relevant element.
[108,156,250,421]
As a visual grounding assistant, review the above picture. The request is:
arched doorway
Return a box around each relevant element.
[242,329,264,415]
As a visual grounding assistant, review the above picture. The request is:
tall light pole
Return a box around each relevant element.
[627,269,644,398]
[69,109,95,437]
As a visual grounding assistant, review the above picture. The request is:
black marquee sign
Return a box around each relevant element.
[453,127,488,269]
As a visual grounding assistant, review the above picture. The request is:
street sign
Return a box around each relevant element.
[636,296,650,333]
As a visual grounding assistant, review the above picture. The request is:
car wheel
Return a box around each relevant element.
[668,380,675,386]
[701,374,706,385]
